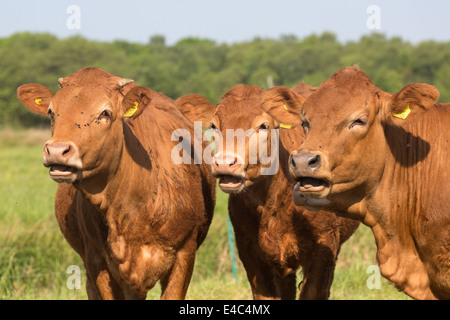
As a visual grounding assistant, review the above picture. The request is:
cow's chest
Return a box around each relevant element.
[258,216,303,275]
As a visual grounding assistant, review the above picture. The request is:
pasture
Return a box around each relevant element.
[0,129,409,300]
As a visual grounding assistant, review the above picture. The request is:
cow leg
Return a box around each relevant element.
[232,229,280,299]
[299,244,336,300]
[83,247,125,300]
[85,271,101,299]
[228,204,280,299]
[238,249,279,299]
[273,273,297,300]
[159,244,196,300]
[84,266,124,299]
[234,228,297,299]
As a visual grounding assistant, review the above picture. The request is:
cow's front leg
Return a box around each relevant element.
[159,242,197,300]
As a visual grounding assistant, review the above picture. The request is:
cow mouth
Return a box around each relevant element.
[49,165,79,183]
[296,177,330,193]
[218,175,245,193]
[292,176,332,210]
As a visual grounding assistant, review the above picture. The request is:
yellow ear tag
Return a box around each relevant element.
[393,105,411,120]
[280,123,292,129]
[34,98,42,106]
[124,101,139,118]
[280,104,292,129]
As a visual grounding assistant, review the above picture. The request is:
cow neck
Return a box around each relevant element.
[366,115,442,244]
[239,136,292,214]
[356,114,445,300]
[239,174,273,210]
[106,121,152,214]
[74,128,125,213]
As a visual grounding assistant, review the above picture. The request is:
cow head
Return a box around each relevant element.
[261,66,439,214]
[209,84,316,194]
[208,85,273,193]
[17,67,150,184]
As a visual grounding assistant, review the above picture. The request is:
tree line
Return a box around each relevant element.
[1,31,450,128]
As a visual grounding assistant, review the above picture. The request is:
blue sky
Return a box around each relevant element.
[1,0,449,45]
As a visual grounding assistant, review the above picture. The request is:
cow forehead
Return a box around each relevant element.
[216,99,263,129]
[304,85,373,121]
[59,67,124,87]
[303,67,378,119]
[51,86,115,111]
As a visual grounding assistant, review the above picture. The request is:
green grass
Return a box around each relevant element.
[0,129,409,300]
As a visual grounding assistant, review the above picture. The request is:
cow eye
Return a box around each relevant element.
[47,108,54,118]
[98,109,112,120]
[210,123,218,130]
[301,120,310,134]
[349,117,367,129]
[47,108,55,125]
[258,123,269,132]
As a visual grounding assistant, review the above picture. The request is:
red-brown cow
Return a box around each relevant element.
[202,84,359,299]
[261,66,450,299]
[17,67,215,299]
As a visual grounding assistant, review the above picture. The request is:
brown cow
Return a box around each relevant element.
[17,67,215,299]
[201,84,359,299]
[261,66,450,299]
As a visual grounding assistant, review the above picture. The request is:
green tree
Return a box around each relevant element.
[3,31,450,128]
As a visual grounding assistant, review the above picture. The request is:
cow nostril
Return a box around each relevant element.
[290,155,296,168]
[229,157,237,166]
[308,154,321,169]
[44,145,50,155]
[62,145,71,157]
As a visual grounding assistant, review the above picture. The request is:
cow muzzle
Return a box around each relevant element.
[211,152,245,193]
[289,151,332,208]
[43,140,82,183]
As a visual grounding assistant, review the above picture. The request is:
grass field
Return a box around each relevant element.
[0,129,410,300]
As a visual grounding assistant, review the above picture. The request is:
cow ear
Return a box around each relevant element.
[291,82,317,98]
[384,83,439,122]
[17,84,54,115]
[121,86,152,120]
[175,94,216,126]
[260,86,305,129]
